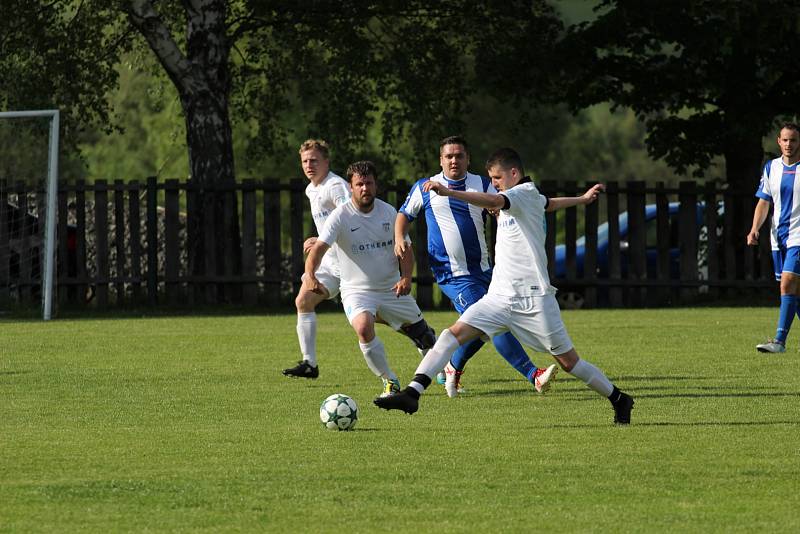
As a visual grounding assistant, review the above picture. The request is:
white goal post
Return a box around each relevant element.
[0,109,59,320]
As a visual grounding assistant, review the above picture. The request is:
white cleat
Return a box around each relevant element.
[756,339,786,353]
[444,362,465,398]
[532,364,558,394]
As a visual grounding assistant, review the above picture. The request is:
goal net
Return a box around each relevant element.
[0,110,59,320]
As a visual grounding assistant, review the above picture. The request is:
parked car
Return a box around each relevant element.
[553,201,719,307]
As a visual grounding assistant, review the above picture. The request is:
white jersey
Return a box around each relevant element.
[306,171,350,267]
[318,198,401,291]
[489,180,556,297]
[399,172,493,283]
[755,157,800,250]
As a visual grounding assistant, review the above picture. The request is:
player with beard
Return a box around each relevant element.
[305,161,436,396]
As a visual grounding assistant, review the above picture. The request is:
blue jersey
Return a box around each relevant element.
[756,157,800,249]
[399,171,494,284]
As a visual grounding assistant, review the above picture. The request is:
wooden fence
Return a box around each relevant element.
[0,177,776,312]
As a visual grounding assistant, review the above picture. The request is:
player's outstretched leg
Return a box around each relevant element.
[375,328,463,414]
[557,349,634,425]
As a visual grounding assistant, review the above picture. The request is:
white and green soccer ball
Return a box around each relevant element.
[320,394,358,431]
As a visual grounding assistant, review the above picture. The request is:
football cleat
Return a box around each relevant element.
[532,364,558,394]
[756,339,786,353]
[282,360,319,379]
[436,371,446,385]
[373,390,418,414]
[380,377,401,398]
[612,392,634,425]
[444,362,465,398]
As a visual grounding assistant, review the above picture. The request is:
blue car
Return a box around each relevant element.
[553,201,715,282]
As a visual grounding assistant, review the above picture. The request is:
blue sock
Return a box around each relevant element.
[492,332,537,381]
[775,294,796,344]
[451,338,484,371]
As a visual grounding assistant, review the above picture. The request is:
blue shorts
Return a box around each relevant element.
[772,246,800,280]
[439,276,490,314]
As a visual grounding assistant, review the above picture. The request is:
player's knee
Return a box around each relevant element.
[400,319,436,350]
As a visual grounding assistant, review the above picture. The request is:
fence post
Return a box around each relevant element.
[703,182,719,300]
[606,181,623,307]
[678,181,698,303]
[627,181,647,306]
[128,182,143,303]
[75,180,88,304]
[564,181,578,281]
[0,182,8,304]
[583,181,598,308]
[164,179,180,305]
[241,179,257,306]
[146,176,158,305]
[94,180,109,308]
[290,178,305,296]
[114,180,127,306]
[654,182,671,305]
[264,180,282,305]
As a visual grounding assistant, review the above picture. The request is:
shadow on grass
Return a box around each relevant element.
[544,420,799,429]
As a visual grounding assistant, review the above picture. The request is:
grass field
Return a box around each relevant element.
[2,308,799,533]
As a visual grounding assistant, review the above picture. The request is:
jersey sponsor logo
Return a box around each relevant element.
[351,238,395,255]
[498,218,518,228]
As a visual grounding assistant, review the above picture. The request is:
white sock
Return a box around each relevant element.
[569,358,614,397]
[415,329,461,379]
[296,312,317,366]
[359,337,397,380]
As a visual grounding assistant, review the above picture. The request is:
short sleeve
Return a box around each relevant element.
[318,206,342,246]
[399,180,425,220]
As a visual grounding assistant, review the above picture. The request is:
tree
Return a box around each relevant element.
[561,0,800,190]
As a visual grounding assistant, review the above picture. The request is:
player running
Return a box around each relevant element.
[747,122,800,353]
[305,160,436,396]
[375,147,634,425]
[282,139,351,379]
[395,136,556,397]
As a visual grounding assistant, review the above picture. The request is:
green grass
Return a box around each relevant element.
[1,308,799,533]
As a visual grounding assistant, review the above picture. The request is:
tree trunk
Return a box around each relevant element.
[126,0,241,303]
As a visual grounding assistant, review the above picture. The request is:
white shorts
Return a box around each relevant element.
[459,293,573,355]
[340,288,424,330]
[301,253,340,299]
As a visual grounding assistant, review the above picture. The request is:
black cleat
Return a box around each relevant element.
[612,392,634,425]
[282,360,319,379]
[373,390,419,414]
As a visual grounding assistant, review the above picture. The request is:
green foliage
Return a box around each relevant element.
[2,309,800,531]
[561,0,800,186]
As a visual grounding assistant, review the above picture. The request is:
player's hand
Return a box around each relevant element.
[746,230,759,246]
[393,276,412,297]
[582,184,605,204]
[422,180,450,196]
[307,274,325,294]
[303,237,317,254]
[394,239,410,259]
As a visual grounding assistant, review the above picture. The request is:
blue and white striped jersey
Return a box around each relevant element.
[756,157,800,250]
[399,171,493,284]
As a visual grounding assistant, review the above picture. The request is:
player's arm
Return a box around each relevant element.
[422,180,504,210]
[394,212,413,259]
[747,198,771,246]
[304,240,331,294]
[393,239,415,297]
[546,184,604,212]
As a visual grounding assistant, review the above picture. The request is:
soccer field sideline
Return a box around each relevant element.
[1,308,799,532]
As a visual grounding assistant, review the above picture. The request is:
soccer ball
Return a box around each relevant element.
[319,394,358,431]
